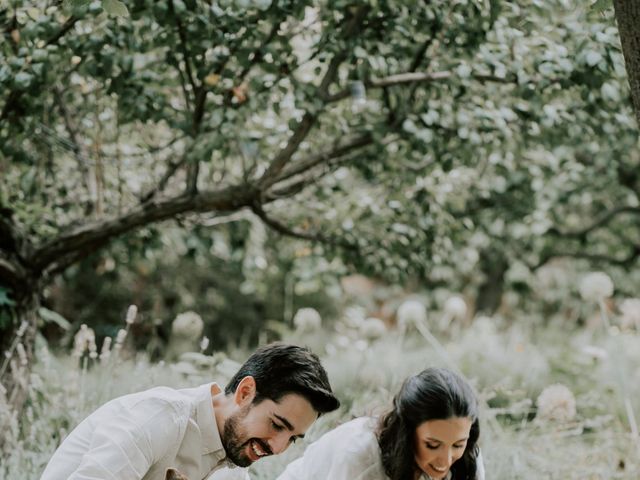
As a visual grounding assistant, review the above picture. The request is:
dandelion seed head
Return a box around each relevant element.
[536,383,577,422]
[580,345,608,361]
[171,311,204,340]
[359,317,387,341]
[579,272,614,302]
[619,298,640,329]
[444,296,467,320]
[397,299,427,330]
[293,308,322,332]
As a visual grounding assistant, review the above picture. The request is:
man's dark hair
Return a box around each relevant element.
[225,343,340,414]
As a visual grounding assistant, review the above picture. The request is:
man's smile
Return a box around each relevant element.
[248,439,272,461]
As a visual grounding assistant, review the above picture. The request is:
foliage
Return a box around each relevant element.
[45,224,342,353]
[1,0,637,290]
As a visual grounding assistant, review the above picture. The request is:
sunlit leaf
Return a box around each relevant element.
[102,0,129,17]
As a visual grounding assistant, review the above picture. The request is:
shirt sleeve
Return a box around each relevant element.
[52,397,186,480]
[206,467,251,480]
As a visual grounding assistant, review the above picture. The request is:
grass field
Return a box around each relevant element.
[2,308,639,480]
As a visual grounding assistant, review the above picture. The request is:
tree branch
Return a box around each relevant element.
[274,133,374,184]
[30,183,260,276]
[251,203,327,242]
[46,15,78,46]
[324,71,520,103]
[171,2,197,96]
[535,246,640,270]
[139,149,189,203]
[237,20,281,81]
[251,202,356,251]
[548,206,640,238]
[257,5,370,190]
[53,86,94,207]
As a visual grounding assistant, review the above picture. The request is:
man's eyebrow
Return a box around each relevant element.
[273,413,305,437]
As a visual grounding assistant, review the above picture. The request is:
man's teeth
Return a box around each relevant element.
[252,441,268,457]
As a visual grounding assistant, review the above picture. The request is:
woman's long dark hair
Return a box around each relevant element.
[377,368,480,480]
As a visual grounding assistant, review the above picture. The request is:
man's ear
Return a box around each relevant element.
[233,376,257,407]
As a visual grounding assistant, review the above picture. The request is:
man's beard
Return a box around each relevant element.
[221,406,254,467]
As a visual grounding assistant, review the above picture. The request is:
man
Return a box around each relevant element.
[41,343,339,480]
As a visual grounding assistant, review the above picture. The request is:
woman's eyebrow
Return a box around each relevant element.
[425,436,469,443]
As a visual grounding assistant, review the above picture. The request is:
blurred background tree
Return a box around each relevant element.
[1,0,638,411]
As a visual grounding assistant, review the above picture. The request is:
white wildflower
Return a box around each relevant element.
[359,317,387,341]
[536,383,577,422]
[16,343,27,366]
[581,345,608,361]
[619,298,640,329]
[72,324,96,358]
[397,299,427,331]
[125,305,138,325]
[16,321,28,337]
[444,296,467,320]
[335,335,350,349]
[171,361,200,377]
[200,336,210,352]
[354,339,368,351]
[343,305,366,328]
[99,337,112,363]
[579,272,614,302]
[115,329,128,345]
[171,311,204,340]
[180,351,216,368]
[293,308,322,332]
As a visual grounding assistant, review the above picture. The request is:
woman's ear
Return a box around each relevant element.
[233,376,257,407]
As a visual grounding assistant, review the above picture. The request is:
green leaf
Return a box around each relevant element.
[591,0,612,13]
[64,0,92,8]
[102,0,129,17]
[0,287,16,307]
[14,72,33,90]
[38,307,72,330]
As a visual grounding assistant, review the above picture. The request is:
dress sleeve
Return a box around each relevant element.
[62,398,185,480]
[277,420,379,480]
[475,448,486,480]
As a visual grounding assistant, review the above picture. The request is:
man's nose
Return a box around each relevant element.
[268,432,291,455]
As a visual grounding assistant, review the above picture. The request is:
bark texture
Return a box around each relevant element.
[614,0,640,127]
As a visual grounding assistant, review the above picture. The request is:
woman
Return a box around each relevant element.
[277,367,484,480]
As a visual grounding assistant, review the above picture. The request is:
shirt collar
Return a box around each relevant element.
[194,383,225,457]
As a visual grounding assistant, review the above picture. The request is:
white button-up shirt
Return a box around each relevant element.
[40,383,249,480]
[276,417,485,480]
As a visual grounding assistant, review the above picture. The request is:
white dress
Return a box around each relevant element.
[277,417,484,480]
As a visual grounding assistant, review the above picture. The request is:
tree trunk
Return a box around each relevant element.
[0,291,39,452]
[475,248,509,315]
[614,0,640,127]
[0,213,41,451]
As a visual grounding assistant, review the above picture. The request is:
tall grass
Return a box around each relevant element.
[2,310,639,480]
